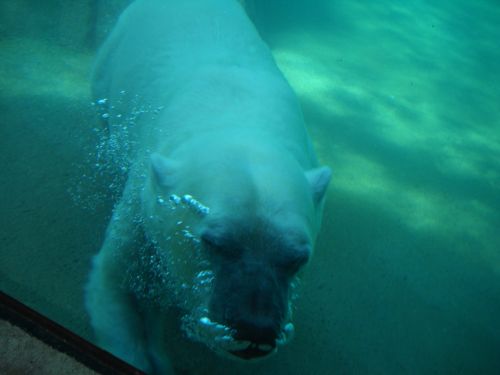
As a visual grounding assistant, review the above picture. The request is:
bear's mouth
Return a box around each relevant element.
[181,314,295,360]
[229,341,276,359]
[227,321,294,360]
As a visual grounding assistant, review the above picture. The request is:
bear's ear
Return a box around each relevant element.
[150,153,177,188]
[305,166,332,205]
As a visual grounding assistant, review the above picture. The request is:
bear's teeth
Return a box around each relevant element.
[257,344,274,352]
[214,334,233,343]
[230,340,252,350]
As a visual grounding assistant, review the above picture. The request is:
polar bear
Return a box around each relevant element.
[85,0,331,373]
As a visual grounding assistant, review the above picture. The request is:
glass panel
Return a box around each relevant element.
[0,0,130,347]
[1,1,499,374]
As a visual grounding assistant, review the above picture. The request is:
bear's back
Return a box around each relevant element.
[92,0,275,108]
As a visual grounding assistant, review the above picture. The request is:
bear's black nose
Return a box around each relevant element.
[234,317,278,345]
[229,318,278,359]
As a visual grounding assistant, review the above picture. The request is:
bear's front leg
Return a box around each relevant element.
[85,184,155,373]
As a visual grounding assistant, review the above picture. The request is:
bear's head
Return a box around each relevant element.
[142,142,331,360]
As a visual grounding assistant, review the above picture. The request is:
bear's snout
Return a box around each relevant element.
[233,316,278,345]
[208,259,289,359]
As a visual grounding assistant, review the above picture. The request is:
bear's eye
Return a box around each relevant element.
[281,249,310,275]
[201,230,241,259]
[201,231,222,248]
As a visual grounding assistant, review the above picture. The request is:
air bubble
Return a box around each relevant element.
[200,317,212,326]
[169,194,181,205]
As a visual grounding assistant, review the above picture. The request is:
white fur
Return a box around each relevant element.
[86,0,330,373]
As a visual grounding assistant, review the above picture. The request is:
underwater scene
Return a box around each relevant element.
[1,0,499,374]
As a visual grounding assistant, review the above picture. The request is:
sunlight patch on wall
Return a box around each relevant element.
[273,48,360,116]
[331,149,498,265]
[273,36,499,270]
[0,38,92,101]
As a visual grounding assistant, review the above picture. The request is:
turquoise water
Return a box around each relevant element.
[1,1,499,374]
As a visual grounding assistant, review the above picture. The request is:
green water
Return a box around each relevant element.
[1,1,499,374]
